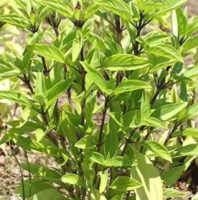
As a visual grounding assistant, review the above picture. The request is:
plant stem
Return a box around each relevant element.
[97,97,109,153]
[164,121,179,145]
[115,15,123,85]
[18,74,34,94]
[121,128,137,156]
[80,48,86,126]
[24,151,32,197]
[12,150,25,200]
[41,57,49,76]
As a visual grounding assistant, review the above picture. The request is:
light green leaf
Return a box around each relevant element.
[102,54,150,71]
[27,188,67,200]
[27,44,65,63]
[105,156,133,167]
[89,152,105,165]
[99,170,108,193]
[61,173,86,187]
[0,68,24,81]
[185,65,198,79]
[114,80,151,95]
[110,176,142,191]
[84,3,100,19]
[141,140,172,162]
[141,91,150,120]
[95,0,132,21]
[187,103,198,119]
[81,61,113,95]
[41,0,74,18]
[148,44,183,62]
[163,188,186,198]
[143,117,166,129]
[161,166,184,186]
[72,31,83,62]
[151,102,188,121]
[0,14,29,28]
[183,128,198,138]
[74,135,95,149]
[131,152,163,200]
[45,79,73,107]
[182,35,198,52]
[20,163,61,179]
[0,91,31,107]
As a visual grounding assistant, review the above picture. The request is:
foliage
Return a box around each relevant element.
[0,0,198,199]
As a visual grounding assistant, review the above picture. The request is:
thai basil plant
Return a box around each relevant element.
[1,0,198,199]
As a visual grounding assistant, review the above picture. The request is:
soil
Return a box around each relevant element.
[1,1,198,200]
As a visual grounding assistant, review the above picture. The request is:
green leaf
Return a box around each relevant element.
[114,80,151,95]
[61,173,86,187]
[155,0,188,17]
[105,156,132,167]
[15,180,54,199]
[72,31,83,62]
[110,176,142,191]
[27,188,67,200]
[0,134,12,145]
[0,91,31,107]
[151,102,188,121]
[95,0,132,21]
[185,65,198,79]
[177,144,198,156]
[99,170,108,193]
[84,3,100,19]
[131,152,163,200]
[45,78,73,107]
[89,152,105,165]
[161,166,184,186]
[74,135,95,149]
[143,117,166,129]
[12,134,44,152]
[27,44,65,63]
[187,103,198,119]
[102,54,150,71]
[0,14,29,28]
[182,35,198,52]
[141,140,172,162]
[183,128,198,138]
[20,163,61,179]
[81,61,113,95]
[141,91,150,120]
[0,68,24,81]
[41,0,74,18]
[163,188,186,198]
[148,44,183,62]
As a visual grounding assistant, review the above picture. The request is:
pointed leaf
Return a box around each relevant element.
[148,44,183,62]
[81,61,113,95]
[103,54,150,71]
[0,14,29,28]
[131,152,163,200]
[61,173,86,187]
[110,176,142,191]
[114,80,151,95]
[151,102,188,121]
[41,0,74,18]
[141,140,172,162]
[161,166,184,186]
[0,91,31,107]
[27,44,65,63]
[45,78,73,107]
[95,0,132,21]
